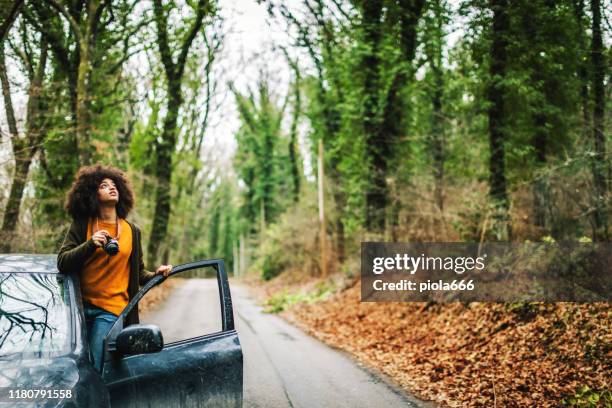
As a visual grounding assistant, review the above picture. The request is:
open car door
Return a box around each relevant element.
[100,259,242,408]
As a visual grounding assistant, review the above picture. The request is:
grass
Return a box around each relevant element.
[263,281,335,313]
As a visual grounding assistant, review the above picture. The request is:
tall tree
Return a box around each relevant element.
[274,0,352,260]
[422,0,449,211]
[589,0,608,240]
[148,0,213,266]
[487,0,511,240]
[285,50,302,203]
[512,0,551,230]
[359,0,385,231]
[0,33,48,250]
[358,0,425,232]
[572,0,590,136]
[232,79,289,234]
[168,23,223,263]
[513,0,579,233]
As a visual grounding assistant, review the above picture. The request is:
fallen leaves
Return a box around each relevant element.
[278,280,611,407]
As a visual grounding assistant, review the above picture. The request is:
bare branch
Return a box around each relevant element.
[0,44,19,139]
[0,0,24,42]
[329,0,352,21]
[176,0,209,79]
[7,37,33,79]
[152,0,176,78]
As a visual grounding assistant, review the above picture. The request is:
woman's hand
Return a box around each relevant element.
[91,230,110,247]
[156,264,172,277]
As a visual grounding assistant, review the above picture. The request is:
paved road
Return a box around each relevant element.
[142,278,427,408]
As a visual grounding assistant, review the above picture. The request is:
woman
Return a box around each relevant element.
[57,164,172,372]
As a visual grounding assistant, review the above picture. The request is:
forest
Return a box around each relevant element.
[0,0,609,271]
[0,0,610,405]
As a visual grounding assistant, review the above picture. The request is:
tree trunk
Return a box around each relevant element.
[524,1,547,229]
[317,75,345,264]
[532,111,548,229]
[74,0,101,166]
[431,67,445,211]
[361,0,385,232]
[75,40,92,165]
[362,0,424,232]
[148,89,181,267]
[148,0,208,266]
[0,38,47,250]
[0,155,34,251]
[487,0,511,240]
[335,212,345,263]
[0,45,18,137]
[572,0,590,131]
[289,73,301,203]
[423,0,445,211]
[521,1,549,231]
[590,0,608,240]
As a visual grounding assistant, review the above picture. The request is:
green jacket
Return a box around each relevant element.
[57,217,157,326]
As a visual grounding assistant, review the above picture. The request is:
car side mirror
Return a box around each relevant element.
[115,324,164,356]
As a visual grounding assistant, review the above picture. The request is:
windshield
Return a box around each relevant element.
[0,273,72,359]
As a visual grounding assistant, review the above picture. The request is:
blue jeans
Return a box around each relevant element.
[84,302,118,372]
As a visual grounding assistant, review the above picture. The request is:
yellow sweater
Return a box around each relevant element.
[81,218,132,316]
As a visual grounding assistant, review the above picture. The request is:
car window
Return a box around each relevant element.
[0,273,72,359]
[138,266,222,344]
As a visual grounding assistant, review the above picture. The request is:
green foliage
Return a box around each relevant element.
[207,180,235,261]
[562,385,612,408]
[250,190,320,280]
[506,302,539,322]
[34,129,79,231]
[129,101,160,174]
[261,253,285,281]
[263,281,335,313]
[233,80,293,234]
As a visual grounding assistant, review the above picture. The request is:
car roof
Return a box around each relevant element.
[0,254,59,273]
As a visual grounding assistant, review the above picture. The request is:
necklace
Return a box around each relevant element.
[95,216,121,240]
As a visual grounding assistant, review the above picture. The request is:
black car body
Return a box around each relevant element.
[0,254,243,407]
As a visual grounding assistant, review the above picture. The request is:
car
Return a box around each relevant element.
[0,254,243,407]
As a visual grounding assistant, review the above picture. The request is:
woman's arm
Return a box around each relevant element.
[57,220,97,274]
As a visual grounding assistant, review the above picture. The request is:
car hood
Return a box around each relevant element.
[0,355,80,389]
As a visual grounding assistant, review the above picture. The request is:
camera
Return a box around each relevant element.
[104,237,120,256]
